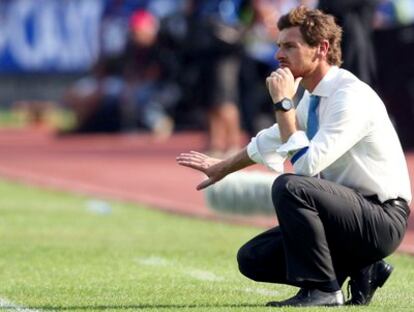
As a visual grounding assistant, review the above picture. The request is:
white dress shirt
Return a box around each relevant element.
[247,66,412,204]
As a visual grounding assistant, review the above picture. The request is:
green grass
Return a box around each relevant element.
[0,179,413,311]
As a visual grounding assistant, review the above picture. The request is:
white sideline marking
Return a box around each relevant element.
[0,298,41,312]
[243,287,279,296]
[137,256,224,281]
[137,256,278,296]
[186,269,224,282]
[137,256,170,266]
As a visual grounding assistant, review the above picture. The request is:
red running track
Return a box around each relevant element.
[0,128,412,254]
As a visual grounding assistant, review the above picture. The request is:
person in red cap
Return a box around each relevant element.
[119,9,175,138]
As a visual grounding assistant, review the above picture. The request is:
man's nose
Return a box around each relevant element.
[275,48,283,60]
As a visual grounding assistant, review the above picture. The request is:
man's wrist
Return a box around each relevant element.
[273,97,294,112]
[272,96,284,104]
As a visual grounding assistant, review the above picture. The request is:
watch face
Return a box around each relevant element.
[281,99,293,110]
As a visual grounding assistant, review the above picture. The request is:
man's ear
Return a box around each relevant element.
[318,40,330,58]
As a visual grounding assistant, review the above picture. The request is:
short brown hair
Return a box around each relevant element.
[277,6,342,66]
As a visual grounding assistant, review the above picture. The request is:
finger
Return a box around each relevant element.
[177,160,206,172]
[266,77,272,89]
[176,153,205,164]
[278,68,293,80]
[178,150,206,156]
[176,155,206,167]
[276,68,285,75]
[196,178,214,190]
[189,151,208,157]
[281,67,293,76]
[176,152,205,163]
[176,153,191,160]
[176,154,198,164]
[189,151,209,161]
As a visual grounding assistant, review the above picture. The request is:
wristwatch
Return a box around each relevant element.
[273,98,294,112]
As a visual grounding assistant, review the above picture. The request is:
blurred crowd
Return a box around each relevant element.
[63,0,414,156]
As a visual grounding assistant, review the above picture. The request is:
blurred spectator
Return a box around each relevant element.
[63,55,124,133]
[121,9,176,138]
[62,0,141,133]
[166,0,246,156]
[318,0,380,85]
[239,0,281,136]
[374,0,414,28]
[374,0,398,28]
[243,1,279,67]
[372,0,414,148]
[64,8,177,138]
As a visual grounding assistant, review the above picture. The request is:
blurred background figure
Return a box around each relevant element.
[63,55,124,133]
[182,0,246,157]
[318,0,380,86]
[64,6,178,139]
[372,0,414,31]
[239,0,281,137]
[371,0,414,149]
[65,9,180,139]
[120,9,176,139]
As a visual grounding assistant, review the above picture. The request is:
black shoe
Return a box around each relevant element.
[346,260,393,305]
[266,288,344,307]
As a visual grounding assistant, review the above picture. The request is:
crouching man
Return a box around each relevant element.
[176,6,411,307]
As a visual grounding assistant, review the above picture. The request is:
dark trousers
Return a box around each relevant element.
[237,174,410,288]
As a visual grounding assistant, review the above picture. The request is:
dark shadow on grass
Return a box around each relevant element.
[1,303,265,310]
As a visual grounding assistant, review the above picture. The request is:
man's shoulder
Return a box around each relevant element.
[335,68,360,84]
[328,69,384,111]
[331,68,373,94]
[315,67,361,97]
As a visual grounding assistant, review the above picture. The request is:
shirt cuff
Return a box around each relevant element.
[246,125,286,172]
[247,137,262,163]
[276,131,310,157]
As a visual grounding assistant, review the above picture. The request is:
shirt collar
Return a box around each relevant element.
[311,66,339,97]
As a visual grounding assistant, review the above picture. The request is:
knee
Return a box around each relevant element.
[271,174,297,206]
[237,244,250,277]
[272,173,294,192]
[237,244,260,281]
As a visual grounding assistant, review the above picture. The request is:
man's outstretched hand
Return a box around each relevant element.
[176,151,226,190]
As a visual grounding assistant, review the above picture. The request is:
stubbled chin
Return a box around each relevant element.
[289,69,299,77]
[290,69,302,78]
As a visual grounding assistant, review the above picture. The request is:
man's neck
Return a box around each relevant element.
[301,63,332,93]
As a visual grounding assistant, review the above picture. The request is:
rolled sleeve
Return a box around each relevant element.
[276,131,310,157]
[246,124,286,172]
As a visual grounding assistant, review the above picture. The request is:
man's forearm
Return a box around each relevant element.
[275,110,298,143]
[220,147,255,176]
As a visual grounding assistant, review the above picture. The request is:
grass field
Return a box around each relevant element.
[0,179,413,311]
